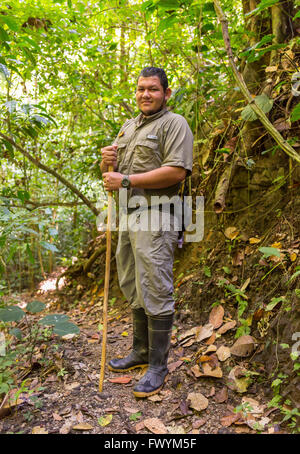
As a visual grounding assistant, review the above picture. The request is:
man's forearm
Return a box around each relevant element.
[129,166,186,189]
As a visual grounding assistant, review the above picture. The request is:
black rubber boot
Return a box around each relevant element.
[133,314,174,398]
[108,308,149,372]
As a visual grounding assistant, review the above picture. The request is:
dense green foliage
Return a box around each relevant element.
[0,0,299,290]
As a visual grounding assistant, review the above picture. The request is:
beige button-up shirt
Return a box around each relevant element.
[115,107,193,207]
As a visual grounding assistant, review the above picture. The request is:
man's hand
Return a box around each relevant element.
[103,171,123,191]
[100,144,118,173]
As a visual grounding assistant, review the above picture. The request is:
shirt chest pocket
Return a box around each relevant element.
[132,140,162,173]
[116,143,127,167]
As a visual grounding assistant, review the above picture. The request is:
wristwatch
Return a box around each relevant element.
[121,175,131,189]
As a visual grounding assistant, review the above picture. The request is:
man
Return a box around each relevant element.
[100,67,193,398]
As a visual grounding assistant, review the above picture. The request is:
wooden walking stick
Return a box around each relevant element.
[99,165,114,392]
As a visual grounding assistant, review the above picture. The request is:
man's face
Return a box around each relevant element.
[136,76,171,116]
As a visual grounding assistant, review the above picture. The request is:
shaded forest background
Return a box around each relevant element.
[0,0,300,432]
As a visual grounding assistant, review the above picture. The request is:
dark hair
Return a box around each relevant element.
[137,67,168,92]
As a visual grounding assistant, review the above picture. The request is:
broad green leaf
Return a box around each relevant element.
[0,16,19,32]
[290,103,300,122]
[0,63,10,80]
[0,306,25,322]
[53,321,80,336]
[265,296,284,311]
[0,26,9,41]
[255,94,274,113]
[26,301,46,313]
[39,314,69,326]
[241,94,273,121]
[258,246,281,258]
[9,328,23,340]
[40,241,59,252]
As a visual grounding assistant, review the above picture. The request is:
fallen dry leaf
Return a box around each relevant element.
[64,382,80,391]
[32,426,48,434]
[249,237,261,244]
[220,413,241,427]
[59,421,73,434]
[148,394,162,402]
[205,332,216,344]
[108,376,132,384]
[72,423,93,431]
[135,421,145,432]
[214,387,228,403]
[232,250,245,266]
[191,364,202,378]
[216,345,231,362]
[208,386,215,397]
[187,392,209,412]
[168,360,183,373]
[203,345,217,355]
[192,418,206,429]
[230,335,255,357]
[124,406,140,414]
[209,305,224,329]
[200,362,223,378]
[217,320,236,335]
[52,412,63,421]
[235,425,251,433]
[241,397,265,415]
[225,226,239,240]
[195,323,214,342]
[199,355,212,362]
[143,417,168,434]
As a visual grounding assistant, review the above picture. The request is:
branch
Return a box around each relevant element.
[0,132,99,215]
[213,0,300,164]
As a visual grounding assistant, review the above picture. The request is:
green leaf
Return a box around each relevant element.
[0,16,19,32]
[26,244,35,264]
[49,228,58,237]
[5,100,17,113]
[241,104,258,121]
[9,328,23,340]
[155,0,180,9]
[258,246,281,258]
[265,296,284,311]
[129,412,142,421]
[0,26,9,41]
[255,93,274,113]
[53,321,80,336]
[293,10,300,20]
[245,0,280,16]
[0,306,25,322]
[17,190,30,203]
[241,94,273,121]
[40,241,59,252]
[0,63,10,80]
[26,301,46,314]
[39,314,70,326]
[290,103,300,122]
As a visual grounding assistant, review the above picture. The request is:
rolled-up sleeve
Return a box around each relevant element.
[161,115,193,175]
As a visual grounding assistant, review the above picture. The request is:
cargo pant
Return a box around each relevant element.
[116,207,179,316]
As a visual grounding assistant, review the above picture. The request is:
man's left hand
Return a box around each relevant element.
[103,171,123,191]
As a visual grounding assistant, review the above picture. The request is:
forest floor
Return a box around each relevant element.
[0,271,290,436]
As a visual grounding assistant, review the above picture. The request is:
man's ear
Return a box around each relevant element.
[165,87,172,101]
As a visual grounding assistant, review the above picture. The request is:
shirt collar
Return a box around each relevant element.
[135,107,168,126]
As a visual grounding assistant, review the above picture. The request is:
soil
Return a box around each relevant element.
[0,279,289,435]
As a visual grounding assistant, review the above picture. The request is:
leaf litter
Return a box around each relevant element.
[0,289,279,435]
